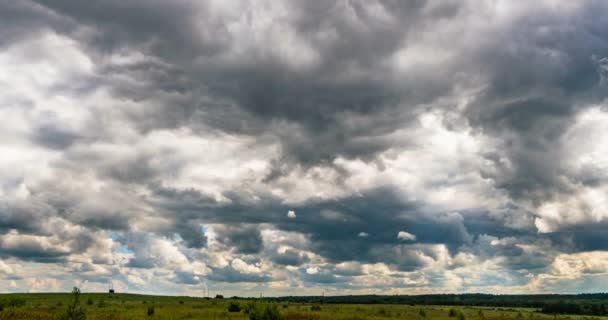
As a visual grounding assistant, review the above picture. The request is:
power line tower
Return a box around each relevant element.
[108,280,115,294]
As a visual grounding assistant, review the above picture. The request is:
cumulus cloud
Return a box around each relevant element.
[1,0,608,295]
[397,231,416,241]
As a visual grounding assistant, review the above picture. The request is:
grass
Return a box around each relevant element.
[0,293,607,320]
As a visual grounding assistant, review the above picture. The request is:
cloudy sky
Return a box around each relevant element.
[1,0,608,296]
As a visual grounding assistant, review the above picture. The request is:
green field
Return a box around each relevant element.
[1,292,608,320]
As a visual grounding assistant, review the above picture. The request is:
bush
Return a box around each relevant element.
[86,298,94,306]
[0,296,26,310]
[97,299,107,308]
[228,302,242,312]
[147,305,155,316]
[215,294,224,299]
[419,309,427,318]
[179,300,184,304]
[248,303,283,320]
[60,287,86,320]
[310,305,321,311]
[449,308,465,320]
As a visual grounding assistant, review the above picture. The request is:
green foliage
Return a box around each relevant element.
[60,287,86,320]
[248,303,283,320]
[310,305,322,311]
[419,308,427,318]
[215,294,224,299]
[459,310,466,320]
[179,300,184,304]
[86,298,93,306]
[449,307,465,320]
[0,296,26,310]
[244,302,257,314]
[147,305,155,316]
[228,302,241,312]
[97,299,107,308]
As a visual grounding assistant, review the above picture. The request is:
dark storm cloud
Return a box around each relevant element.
[0,201,49,234]
[154,185,513,265]
[29,0,467,173]
[467,1,608,203]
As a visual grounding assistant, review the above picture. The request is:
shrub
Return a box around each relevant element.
[0,296,26,309]
[97,299,107,308]
[449,308,458,317]
[419,309,427,318]
[228,302,242,312]
[248,303,283,320]
[147,305,155,316]
[60,287,87,320]
[449,308,465,320]
[179,300,184,304]
[86,298,94,306]
[310,305,321,311]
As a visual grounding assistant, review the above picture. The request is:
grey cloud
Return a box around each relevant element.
[208,267,273,283]
[31,124,81,150]
[270,249,310,267]
[214,225,264,254]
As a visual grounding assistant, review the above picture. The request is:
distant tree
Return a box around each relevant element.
[60,287,86,320]
[215,294,224,299]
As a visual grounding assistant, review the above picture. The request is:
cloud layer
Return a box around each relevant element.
[1,0,608,295]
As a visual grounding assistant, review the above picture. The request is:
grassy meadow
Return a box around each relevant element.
[1,292,607,320]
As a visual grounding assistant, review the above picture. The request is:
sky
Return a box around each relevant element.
[1,0,608,297]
